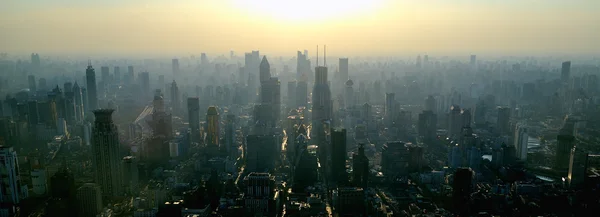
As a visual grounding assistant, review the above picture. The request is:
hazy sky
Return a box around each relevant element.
[1,0,599,57]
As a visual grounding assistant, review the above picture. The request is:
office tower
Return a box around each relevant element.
[339,58,349,83]
[172,58,180,75]
[416,55,422,68]
[31,53,40,72]
[567,146,588,188]
[259,56,271,83]
[100,66,110,84]
[352,143,369,188]
[418,110,437,143]
[76,183,103,217]
[381,141,409,177]
[122,156,139,194]
[28,75,36,92]
[0,146,24,204]
[243,173,275,214]
[561,61,571,84]
[91,109,123,198]
[385,93,395,126]
[496,107,511,135]
[514,124,528,161]
[38,100,58,128]
[73,82,84,122]
[312,66,332,132]
[27,100,39,128]
[206,106,219,147]
[408,144,424,173]
[146,90,173,163]
[424,95,436,112]
[287,81,296,108]
[556,134,575,172]
[246,135,277,172]
[38,78,47,91]
[225,114,237,160]
[453,168,473,216]
[447,105,463,138]
[296,81,308,107]
[331,128,347,186]
[334,187,365,216]
[297,51,308,81]
[125,66,134,85]
[140,72,150,101]
[470,55,476,65]
[187,97,200,143]
[113,66,120,84]
[170,80,180,115]
[345,79,354,109]
[85,63,98,111]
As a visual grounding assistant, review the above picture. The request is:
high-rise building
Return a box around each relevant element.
[295,81,308,107]
[331,128,347,186]
[339,58,349,83]
[352,143,369,188]
[259,56,271,83]
[418,110,437,143]
[139,72,150,101]
[206,106,219,147]
[170,80,180,115]
[453,168,474,216]
[0,146,24,204]
[334,187,365,216]
[85,63,98,111]
[91,109,123,198]
[100,66,110,84]
[287,81,296,109]
[76,183,103,217]
[225,114,237,160]
[125,66,134,85]
[424,95,436,112]
[122,156,139,194]
[381,141,409,177]
[514,124,528,161]
[345,79,354,109]
[561,61,571,84]
[172,59,180,75]
[312,66,332,133]
[187,97,200,143]
[385,93,396,126]
[113,66,120,84]
[243,173,276,214]
[567,146,588,188]
[246,135,277,173]
[556,134,575,172]
[496,107,511,135]
[448,105,463,138]
[28,75,36,92]
[72,82,84,122]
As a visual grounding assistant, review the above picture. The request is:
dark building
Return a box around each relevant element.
[339,58,349,84]
[172,58,180,76]
[335,187,365,217]
[139,72,150,101]
[85,63,98,111]
[170,80,180,115]
[91,109,123,198]
[113,66,120,84]
[418,110,437,144]
[246,135,277,173]
[352,143,369,189]
[312,66,332,136]
[187,97,200,143]
[453,168,474,216]
[561,61,571,84]
[556,134,576,172]
[28,75,36,92]
[244,173,276,215]
[381,141,409,178]
[496,107,511,135]
[295,81,308,107]
[331,128,348,186]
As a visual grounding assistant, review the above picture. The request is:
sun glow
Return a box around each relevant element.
[231,0,385,22]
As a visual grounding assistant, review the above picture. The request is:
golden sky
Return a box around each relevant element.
[1,0,599,56]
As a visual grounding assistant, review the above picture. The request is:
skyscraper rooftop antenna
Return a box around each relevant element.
[324,45,327,67]
[316,45,319,67]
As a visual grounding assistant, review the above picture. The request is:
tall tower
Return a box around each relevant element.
[139,72,150,101]
[206,106,220,147]
[73,82,84,122]
[339,58,349,83]
[259,56,271,83]
[331,128,347,186]
[0,146,23,204]
[187,97,200,143]
[172,58,180,76]
[170,80,180,115]
[91,109,123,198]
[86,63,98,111]
[312,66,332,133]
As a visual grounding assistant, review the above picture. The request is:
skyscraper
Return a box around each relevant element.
[76,183,103,217]
[113,66,120,84]
[287,81,296,109]
[259,56,271,83]
[91,109,123,198]
[331,128,347,186]
[453,168,473,216]
[140,72,150,101]
[514,124,528,161]
[225,114,237,160]
[496,107,511,135]
[125,66,134,85]
[561,61,571,84]
[206,106,219,147]
[339,58,349,83]
[100,66,110,84]
[86,63,98,111]
[567,146,588,188]
[296,81,308,107]
[352,143,369,188]
[73,82,84,122]
[0,146,24,204]
[28,75,36,92]
[312,66,332,134]
[418,110,437,143]
[170,80,180,115]
[187,97,200,143]
[385,93,396,126]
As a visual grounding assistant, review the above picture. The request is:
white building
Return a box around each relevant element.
[31,169,48,195]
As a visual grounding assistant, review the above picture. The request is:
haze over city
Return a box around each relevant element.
[2,0,600,57]
[2,1,600,217]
